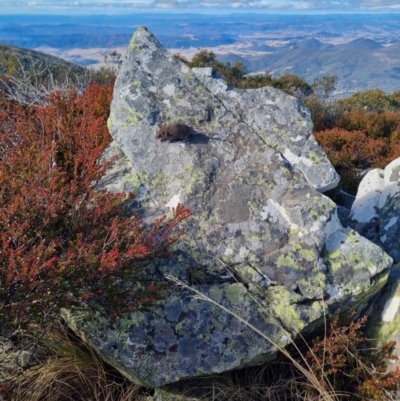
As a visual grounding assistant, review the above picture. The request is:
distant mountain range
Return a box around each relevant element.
[218,37,400,97]
[1,13,400,97]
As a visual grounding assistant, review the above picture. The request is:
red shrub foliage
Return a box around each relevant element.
[0,83,190,325]
[315,117,400,194]
[336,110,400,139]
[314,128,389,170]
[300,315,400,401]
[305,89,400,193]
[315,128,390,193]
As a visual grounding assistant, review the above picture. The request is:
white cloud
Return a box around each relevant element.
[3,0,400,12]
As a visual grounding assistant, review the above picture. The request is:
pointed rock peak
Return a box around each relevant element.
[110,26,340,193]
[119,25,188,89]
[135,25,150,34]
[131,25,154,43]
[128,25,165,54]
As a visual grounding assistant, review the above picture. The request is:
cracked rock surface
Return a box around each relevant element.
[69,27,393,388]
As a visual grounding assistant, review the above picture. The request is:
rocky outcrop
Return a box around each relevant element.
[69,27,392,388]
[365,263,400,347]
[349,158,400,359]
[350,159,400,262]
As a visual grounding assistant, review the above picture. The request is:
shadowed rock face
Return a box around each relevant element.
[69,27,392,388]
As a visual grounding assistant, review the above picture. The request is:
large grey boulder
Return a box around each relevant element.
[350,158,400,358]
[365,262,400,350]
[350,158,400,262]
[70,27,392,388]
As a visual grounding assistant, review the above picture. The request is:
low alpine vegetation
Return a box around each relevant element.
[0,81,190,327]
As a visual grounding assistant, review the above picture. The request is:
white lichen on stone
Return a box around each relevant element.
[163,83,176,97]
[382,297,400,322]
[165,193,181,210]
[351,169,383,223]
[261,199,299,230]
[282,148,300,166]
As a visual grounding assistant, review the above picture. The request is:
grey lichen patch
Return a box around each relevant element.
[128,26,150,52]
[223,283,247,305]
[132,80,143,90]
[121,110,143,130]
[324,228,391,285]
[128,37,143,53]
[180,156,219,204]
[136,170,170,200]
[308,149,324,164]
[247,200,264,221]
[277,253,299,270]
[147,171,169,191]
[296,272,327,299]
[310,299,325,316]
[300,247,317,262]
[62,309,153,386]
[306,203,321,221]
[209,285,224,303]
[275,241,317,272]
[246,266,262,281]
[96,142,142,195]
[266,286,306,332]
[324,249,343,273]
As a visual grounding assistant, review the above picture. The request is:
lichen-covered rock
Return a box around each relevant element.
[368,263,400,342]
[70,27,392,388]
[350,158,400,363]
[349,168,384,247]
[350,158,400,262]
[365,263,400,373]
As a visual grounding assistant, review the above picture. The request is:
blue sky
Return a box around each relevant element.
[2,0,400,14]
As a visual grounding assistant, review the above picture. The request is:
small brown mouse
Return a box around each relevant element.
[155,122,192,142]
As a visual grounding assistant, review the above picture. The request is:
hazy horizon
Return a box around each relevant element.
[2,11,400,15]
[2,0,400,15]
[1,11,400,97]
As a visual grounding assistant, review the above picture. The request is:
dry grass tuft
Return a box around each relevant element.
[2,323,148,401]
